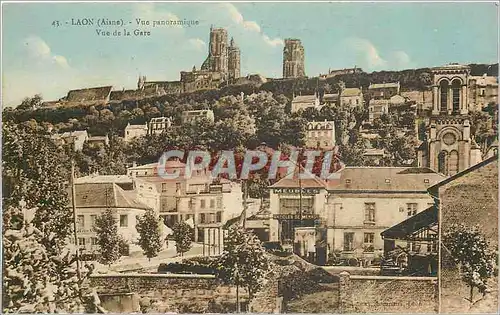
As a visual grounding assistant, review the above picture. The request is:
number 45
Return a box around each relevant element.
[52,20,60,27]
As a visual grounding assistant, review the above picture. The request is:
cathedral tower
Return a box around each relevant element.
[228,37,241,81]
[203,27,228,75]
[283,39,305,78]
[417,64,482,176]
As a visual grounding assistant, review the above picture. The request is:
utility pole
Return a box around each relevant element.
[70,161,82,295]
[242,179,248,228]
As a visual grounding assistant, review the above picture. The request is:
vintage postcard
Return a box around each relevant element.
[1,1,499,314]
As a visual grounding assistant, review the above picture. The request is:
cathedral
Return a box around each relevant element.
[137,26,241,95]
[417,64,483,176]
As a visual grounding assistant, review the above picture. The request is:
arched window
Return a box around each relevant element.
[448,150,459,175]
[438,151,448,174]
[452,79,461,113]
[439,81,449,113]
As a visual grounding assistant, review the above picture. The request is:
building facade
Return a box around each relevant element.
[283,39,305,78]
[52,130,89,151]
[268,167,445,265]
[468,74,498,110]
[368,82,401,100]
[126,160,240,242]
[417,64,483,176]
[291,94,322,113]
[368,99,389,123]
[148,117,173,135]
[181,109,215,124]
[70,182,148,254]
[124,123,148,142]
[340,87,363,107]
[305,120,336,149]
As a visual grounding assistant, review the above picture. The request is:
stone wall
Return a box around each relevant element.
[89,273,250,313]
[338,272,438,313]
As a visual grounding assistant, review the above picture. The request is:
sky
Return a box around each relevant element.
[1,1,499,107]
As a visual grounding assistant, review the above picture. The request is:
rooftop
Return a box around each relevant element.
[69,182,149,210]
[66,86,113,103]
[369,82,400,89]
[292,94,318,103]
[326,167,445,192]
[341,88,362,97]
[75,174,133,184]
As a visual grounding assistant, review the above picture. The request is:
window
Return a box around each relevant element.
[176,182,181,192]
[210,199,215,209]
[279,198,314,215]
[161,183,167,192]
[217,197,223,208]
[344,232,355,252]
[452,79,461,112]
[119,215,128,227]
[91,237,98,246]
[407,203,418,217]
[439,81,449,113]
[216,212,222,223]
[78,237,86,246]
[77,215,85,229]
[364,203,376,223]
[438,151,448,175]
[200,199,206,209]
[364,233,374,252]
[200,213,206,224]
[90,215,97,229]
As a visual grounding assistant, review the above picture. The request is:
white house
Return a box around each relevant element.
[124,123,148,142]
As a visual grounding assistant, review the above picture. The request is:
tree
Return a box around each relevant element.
[2,205,95,313]
[136,209,163,261]
[94,208,122,266]
[2,122,73,252]
[214,226,271,311]
[443,223,496,304]
[172,221,194,257]
[16,94,42,110]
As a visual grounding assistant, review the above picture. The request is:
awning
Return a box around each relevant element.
[381,206,437,240]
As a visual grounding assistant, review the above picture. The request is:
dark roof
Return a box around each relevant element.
[428,155,498,191]
[381,206,437,240]
[326,167,445,192]
[66,86,112,102]
[69,182,149,210]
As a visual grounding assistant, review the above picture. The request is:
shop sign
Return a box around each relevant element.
[273,213,320,220]
[271,187,321,195]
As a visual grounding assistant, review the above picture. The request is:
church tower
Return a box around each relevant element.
[208,27,228,75]
[417,64,482,176]
[283,39,305,78]
[228,37,240,81]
